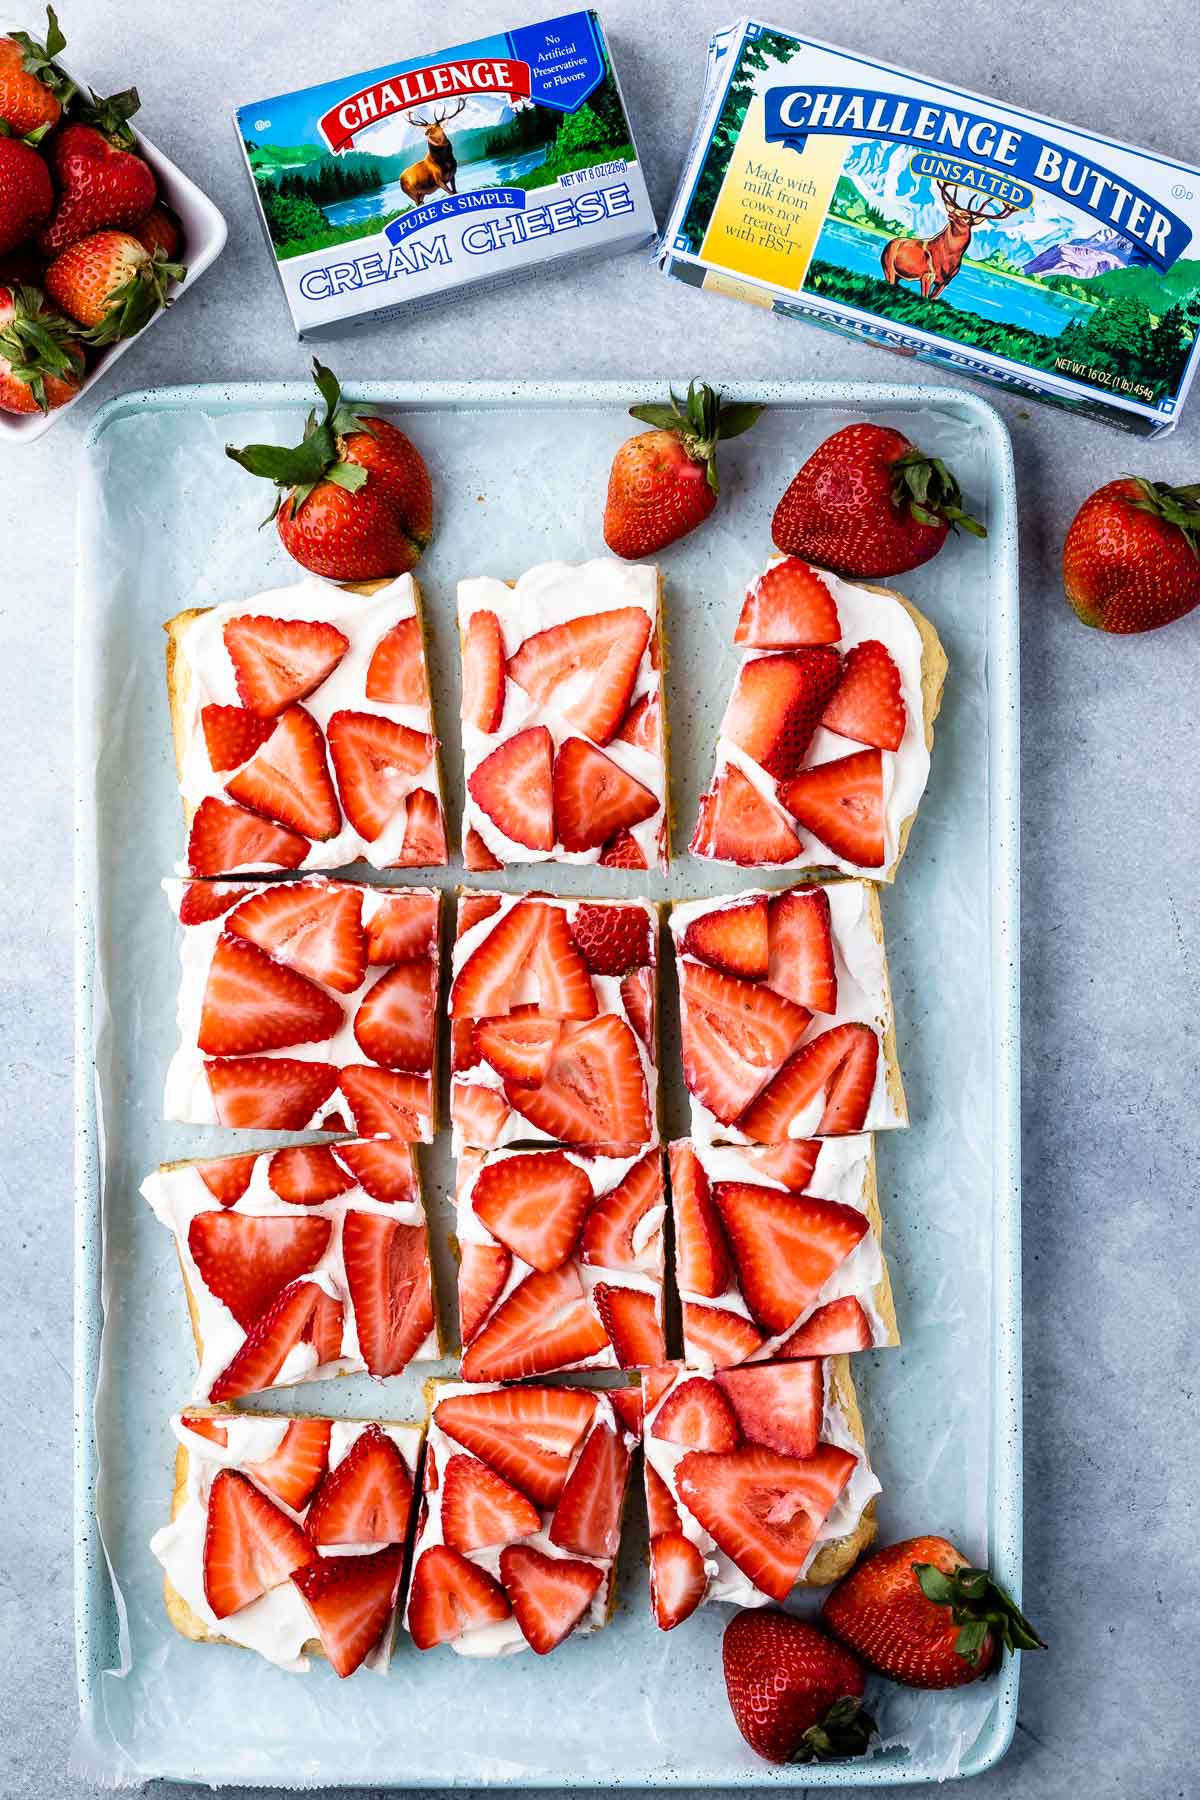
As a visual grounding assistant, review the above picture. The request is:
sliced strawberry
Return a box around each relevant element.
[682,1302,765,1367]
[676,1443,858,1601]
[609,1387,643,1436]
[178,882,254,926]
[507,607,651,746]
[678,961,810,1125]
[292,1543,404,1675]
[194,1152,258,1207]
[593,1283,665,1369]
[599,828,648,869]
[499,1544,603,1655]
[472,1149,592,1272]
[690,767,802,867]
[332,1138,417,1204]
[464,826,504,871]
[460,1263,608,1382]
[682,895,769,980]
[435,1385,596,1508]
[186,796,309,876]
[669,1141,729,1299]
[188,1212,331,1329]
[777,1295,873,1357]
[474,1009,562,1085]
[712,1183,868,1334]
[738,1022,879,1141]
[398,787,447,865]
[723,649,841,779]
[651,1376,741,1451]
[198,934,343,1057]
[442,1453,540,1553]
[778,749,885,868]
[208,1279,342,1402]
[553,737,658,852]
[739,1140,821,1191]
[203,1468,315,1619]
[569,902,652,976]
[504,1016,650,1146]
[201,704,275,771]
[453,1017,480,1073]
[364,891,438,964]
[549,1421,630,1558]
[424,1446,439,1493]
[450,899,542,1018]
[645,1461,681,1537]
[181,1412,229,1447]
[581,1152,663,1270]
[715,1360,823,1458]
[341,1209,434,1377]
[650,1532,707,1630]
[457,891,503,937]
[822,639,905,751]
[205,1057,338,1131]
[228,882,367,995]
[326,709,434,842]
[340,1067,432,1140]
[457,1241,512,1342]
[354,962,437,1072]
[366,614,428,706]
[450,1081,509,1149]
[528,905,599,1020]
[468,726,554,851]
[223,614,349,719]
[767,887,837,1014]
[616,690,661,755]
[306,1423,415,1545]
[620,967,655,1050]
[225,706,341,841]
[408,1544,511,1650]
[642,1365,680,1413]
[734,558,841,647]
[247,1418,331,1511]
[461,608,506,733]
[267,1144,353,1205]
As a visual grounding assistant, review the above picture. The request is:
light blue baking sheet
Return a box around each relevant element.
[72,379,1021,1787]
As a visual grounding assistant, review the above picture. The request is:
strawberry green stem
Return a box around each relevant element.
[889,448,987,539]
[9,6,76,111]
[628,380,762,498]
[1125,477,1200,559]
[915,1562,1046,1665]
[226,359,375,523]
[793,1696,877,1763]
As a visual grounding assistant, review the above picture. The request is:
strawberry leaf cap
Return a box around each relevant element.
[83,245,184,346]
[889,449,987,539]
[78,85,142,150]
[0,282,80,409]
[628,380,762,498]
[226,359,375,524]
[793,1696,877,1764]
[914,1561,1046,1664]
[8,6,76,108]
[1125,477,1200,559]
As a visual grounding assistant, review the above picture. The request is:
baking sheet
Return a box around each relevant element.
[72,378,1021,1787]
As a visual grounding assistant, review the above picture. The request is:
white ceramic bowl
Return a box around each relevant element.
[0,69,227,444]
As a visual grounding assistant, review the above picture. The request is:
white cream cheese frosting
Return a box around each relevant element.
[150,1412,423,1673]
[174,571,444,871]
[457,559,666,870]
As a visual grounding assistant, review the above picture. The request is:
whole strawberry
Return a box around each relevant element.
[1063,476,1200,634]
[45,227,182,340]
[40,96,157,254]
[0,7,75,138]
[0,134,53,255]
[603,380,761,559]
[773,423,985,579]
[722,1610,875,1765]
[227,360,434,582]
[134,201,182,261]
[822,1535,1044,1690]
[0,279,83,411]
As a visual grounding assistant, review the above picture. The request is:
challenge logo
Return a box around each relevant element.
[319,59,532,154]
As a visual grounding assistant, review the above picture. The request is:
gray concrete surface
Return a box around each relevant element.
[1,0,1196,1794]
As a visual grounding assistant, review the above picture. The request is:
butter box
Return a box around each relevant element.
[660,20,1200,434]
[236,10,655,338]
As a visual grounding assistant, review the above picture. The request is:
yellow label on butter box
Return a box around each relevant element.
[700,98,843,293]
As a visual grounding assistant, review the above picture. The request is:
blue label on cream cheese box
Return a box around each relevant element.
[660,19,1200,434]
[236,10,655,338]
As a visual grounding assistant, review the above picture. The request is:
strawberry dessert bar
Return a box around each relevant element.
[142,1140,439,1404]
[641,1359,879,1630]
[166,571,448,875]
[671,882,905,1144]
[457,559,668,872]
[449,891,658,1154]
[690,555,947,880]
[151,1409,421,1676]
[406,1382,638,1656]
[669,1138,897,1369]
[455,1146,666,1381]
[163,877,439,1139]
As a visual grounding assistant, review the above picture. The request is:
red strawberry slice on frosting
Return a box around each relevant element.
[464,826,504,871]
[202,1468,315,1619]
[738,1022,879,1141]
[225,705,341,841]
[821,639,906,751]
[353,962,437,1072]
[675,1443,858,1602]
[460,1262,608,1382]
[204,1057,338,1131]
[609,1386,644,1438]
[568,902,651,975]
[712,1183,869,1335]
[208,1279,344,1402]
[549,1420,630,1559]
[326,709,434,842]
[178,882,255,926]
[227,882,367,994]
[580,1151,663,1270]
[650,1532,708,1630]
[363,890,438,964]
[645,1460,681,1537]
[292,1545,403,1677]
[778,749,885,868]
[408,1544,511,1650]
[398,787,447,865]
[194,1152,257,1207]
[306,1423,415,1546]
[332,1138,417,1204]
[223,614,349,719]
[651,1375,741,1452]
[246,1417,331,1512]
[468,725,554,851]
[691,766,802,867]
[366,614,429,706]
[457,1241,512,1342]
[461,609,506,733]
[507,607,651,747]
[503,1015,650,1146]
[435,1386,596,1508]
[527,905,599,1019]
[679,961,810,1126]
[186,796,309,876]
[715,1360,824,1459]
[669,1141,730,1299]
[341,1209,434,1378]
[593,1282,665,1368]
[614,690,661,755]
[441,1453,541,1554]
[187,1211,332,1329]
[734,558,842,648]
[500,1544,603,1655]
[181,1413,229,1447]
[682,895,769,980]
[767,887,837,1015]
[267,1144,354,1205]
[198,934,342,1057]
[777,1295,873,1357]
[201,704,276,772]
[620,966,655,1050]
[472,1149,592,1272]
[340,1066,432,1140]
[450,1082,509,1150]
[723,649,841,780]
[682,1302,765,1367]
[450,899,542,1017]
[553,736,658,851]
[474,1009,562,1085]
[739,1140,822,1191]
[599,827,648,869]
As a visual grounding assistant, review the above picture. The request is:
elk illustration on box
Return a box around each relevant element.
[400,100,467,206]
[881,180,1022,300]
